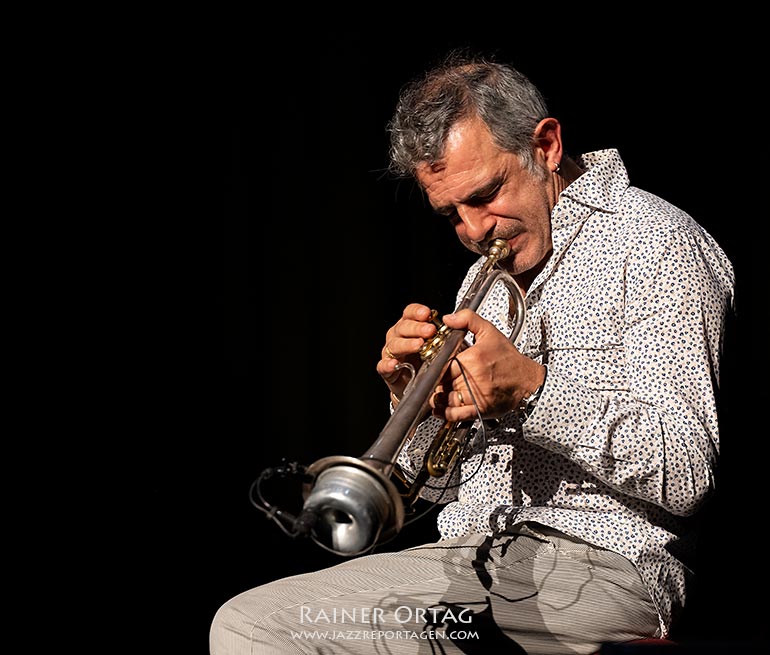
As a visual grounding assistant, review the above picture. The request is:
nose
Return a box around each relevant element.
[456,205,495,245]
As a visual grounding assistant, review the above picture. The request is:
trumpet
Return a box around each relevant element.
[263,239,526,556]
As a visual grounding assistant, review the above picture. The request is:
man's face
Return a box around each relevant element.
[416,117,554,280]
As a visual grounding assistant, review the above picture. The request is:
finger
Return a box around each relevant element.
[442,308,494,336]
[403,303,433,321]
[395,319,438,341]
[444,404,476,423]
[376,357,401,381]
[430,385,448,411]
[382,336,426,360]
[392,306,438,341]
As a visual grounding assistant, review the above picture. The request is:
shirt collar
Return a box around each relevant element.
[556,148,630,218]
[529,149,629,293]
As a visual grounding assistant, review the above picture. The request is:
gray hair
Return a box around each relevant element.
[387,52,549,179]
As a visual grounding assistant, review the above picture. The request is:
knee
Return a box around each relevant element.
[210,594,293,655]
[211,597,271,655]
[210,599,243,655]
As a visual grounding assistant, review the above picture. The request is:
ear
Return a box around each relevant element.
[533,117,563,172]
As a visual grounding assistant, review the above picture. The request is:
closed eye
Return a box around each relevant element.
[432,176,503,217]
[467,189,498,206]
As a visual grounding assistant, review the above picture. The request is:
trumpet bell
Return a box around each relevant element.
[302,456,405,554]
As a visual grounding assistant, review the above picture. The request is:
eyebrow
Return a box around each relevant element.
[433,174,505,216]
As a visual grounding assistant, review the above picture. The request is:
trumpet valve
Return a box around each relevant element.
[419,321,451,363]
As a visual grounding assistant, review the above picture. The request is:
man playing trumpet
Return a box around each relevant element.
[212,51,735,654]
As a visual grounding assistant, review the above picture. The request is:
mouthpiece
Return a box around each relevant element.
[486,238,510,261]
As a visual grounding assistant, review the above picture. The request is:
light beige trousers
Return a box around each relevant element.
[210,523,660,655]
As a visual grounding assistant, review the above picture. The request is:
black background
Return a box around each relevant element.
[145,16,766,654]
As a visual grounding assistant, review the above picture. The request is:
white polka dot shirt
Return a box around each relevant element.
[396,149,735,635]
